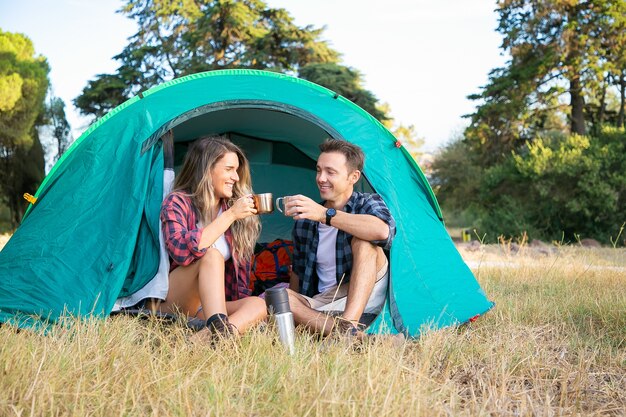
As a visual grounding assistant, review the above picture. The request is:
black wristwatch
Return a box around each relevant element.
[325,208,337,226]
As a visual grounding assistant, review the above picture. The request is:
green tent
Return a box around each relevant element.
[0,69,493,335]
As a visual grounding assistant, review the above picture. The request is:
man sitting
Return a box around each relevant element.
[283,139,395,337]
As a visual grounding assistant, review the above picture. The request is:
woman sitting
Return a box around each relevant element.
[160,136,266,338]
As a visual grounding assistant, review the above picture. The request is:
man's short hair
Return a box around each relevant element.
[319,139,364,173]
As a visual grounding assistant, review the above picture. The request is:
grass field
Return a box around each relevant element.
[0,235,625,416]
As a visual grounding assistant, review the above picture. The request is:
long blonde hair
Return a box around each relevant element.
[173,136,260,261]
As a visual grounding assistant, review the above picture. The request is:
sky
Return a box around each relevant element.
[0,0,507,152]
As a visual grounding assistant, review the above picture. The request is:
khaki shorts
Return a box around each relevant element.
[301,258,389,315]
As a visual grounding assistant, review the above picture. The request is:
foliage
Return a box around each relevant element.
[74,0,341,119]
[73,74,127,119]
[497,128,626,242]
[465,0,626,165]
[299,63,387,121]
[377,102,423,158]
[435,2,626,244]
[0,30,49,228]
[0,30,49,148]
[0,131,45,227]
[430,139,482,211]
[392,123,424,160]
[43,96,72,164]
[0,206,11,234]
[434,129,626,244]
[464,48,553,164]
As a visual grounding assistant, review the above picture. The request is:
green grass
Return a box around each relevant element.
[1,242,625,416]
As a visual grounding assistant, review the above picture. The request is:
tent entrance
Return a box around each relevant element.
[154,103,374,242]
[1,70,494,336]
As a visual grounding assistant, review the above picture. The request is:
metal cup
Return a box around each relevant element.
[275,196,292,215]
[253,193,274,214]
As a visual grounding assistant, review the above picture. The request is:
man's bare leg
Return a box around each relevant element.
[286,239,386,336]
[341,238,386,323]
[286,289,337,336]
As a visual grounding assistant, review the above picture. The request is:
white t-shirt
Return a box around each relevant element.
[316,223,338,293]
[197,208,231,261]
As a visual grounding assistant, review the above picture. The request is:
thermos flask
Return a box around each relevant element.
[264,287,296,355]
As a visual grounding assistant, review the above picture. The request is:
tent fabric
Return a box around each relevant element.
[113,168,174,310]
[0,69,493,335]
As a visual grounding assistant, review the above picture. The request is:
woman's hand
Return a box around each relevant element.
[228,195,257,220]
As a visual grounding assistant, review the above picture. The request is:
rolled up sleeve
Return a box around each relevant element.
[363,194,396,250]
[161,194,207,266]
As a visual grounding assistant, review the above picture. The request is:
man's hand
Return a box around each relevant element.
[285,194,389,242]
[284,194,326,222]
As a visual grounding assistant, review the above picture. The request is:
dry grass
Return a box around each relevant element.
[1,238,625,416]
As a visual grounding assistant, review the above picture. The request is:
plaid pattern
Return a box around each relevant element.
[292,191,395,297]
[160,192,251,301]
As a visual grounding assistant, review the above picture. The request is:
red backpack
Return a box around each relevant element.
[249,239,294,295]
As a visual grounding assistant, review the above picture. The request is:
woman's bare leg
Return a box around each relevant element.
[225,297,267,334]
[196,249,228,317]
[160,249,266,334]
[160,248,227,317]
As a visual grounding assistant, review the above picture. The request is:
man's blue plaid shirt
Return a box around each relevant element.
[292,191,396,297]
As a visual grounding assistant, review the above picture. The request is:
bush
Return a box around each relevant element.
[430,139,482,211]
[432,128,626,245]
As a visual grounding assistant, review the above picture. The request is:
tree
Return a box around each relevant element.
[430,138,482,212]
[478,130,625,242]
[432,129,626,243]
[75,0,339,119]
[495,0,608,135]
[603,1,626,129]
[618,70,626,128]
[73,74,127,119]
[0,30,49,228]
[3,129,45,226]
[44,96,72,164]
[299,63,387,121]
[464,62,543,164]
[434,2,626,243]
[465,0,626,164]
[391,123,424,161]
[376,102,423,159]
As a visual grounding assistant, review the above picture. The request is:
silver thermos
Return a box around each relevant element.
[265,287,296,355]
